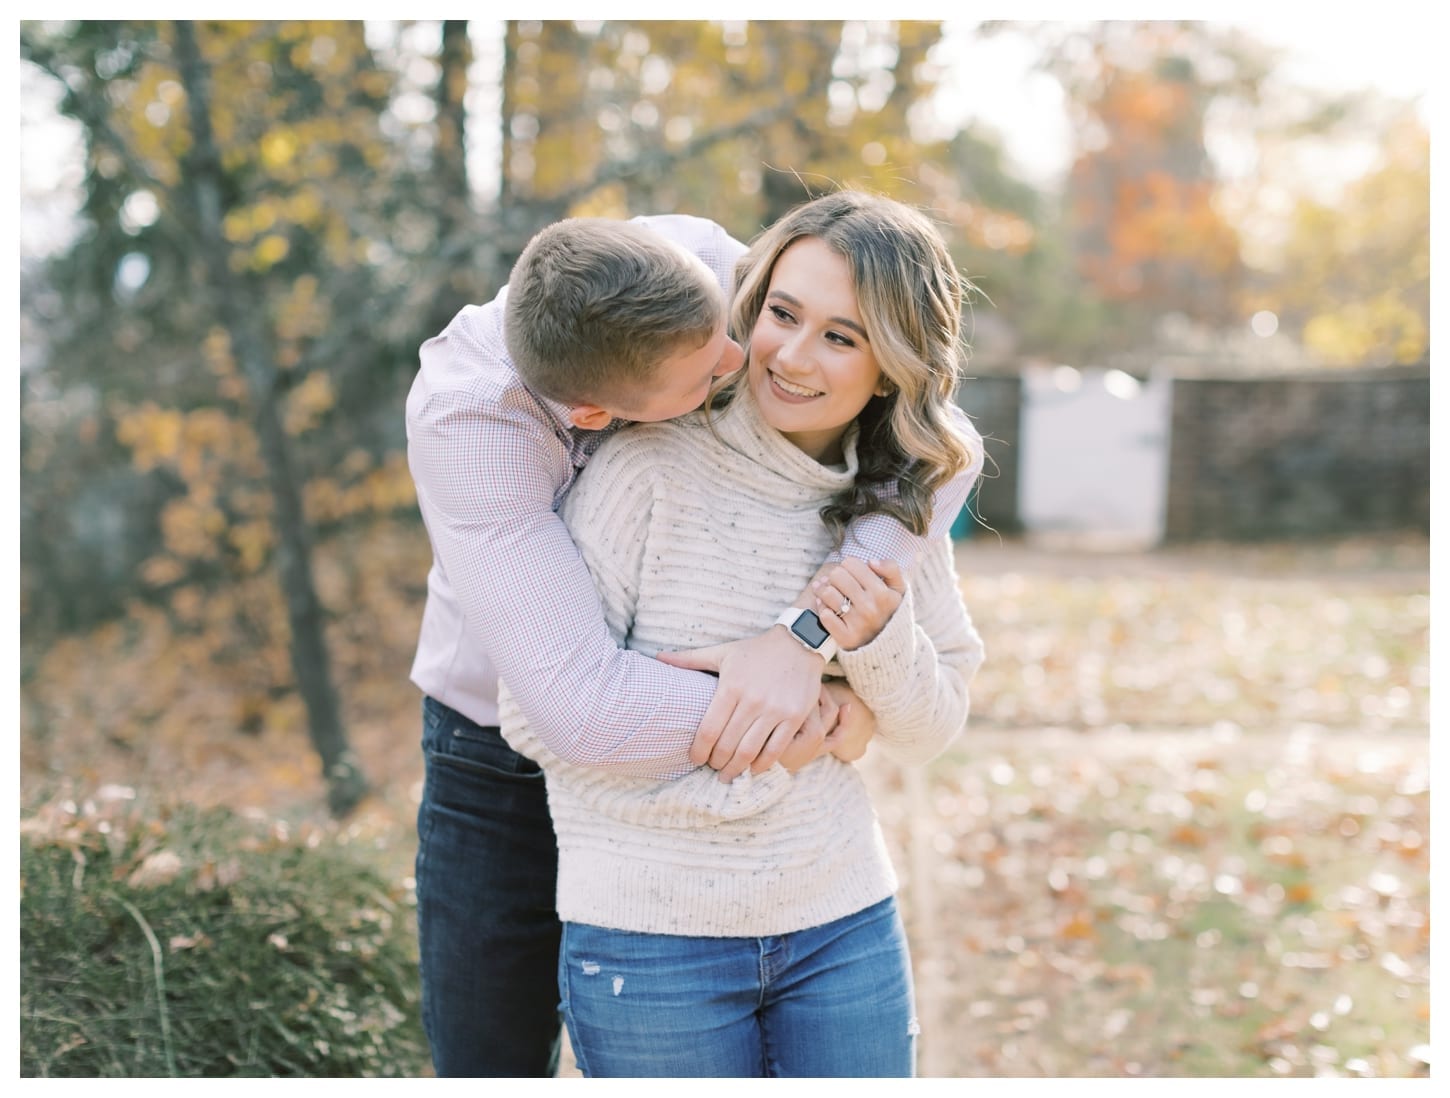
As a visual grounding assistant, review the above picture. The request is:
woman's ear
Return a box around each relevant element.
[874,378,896,398]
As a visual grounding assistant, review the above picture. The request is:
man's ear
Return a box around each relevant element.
[568,404,615,430]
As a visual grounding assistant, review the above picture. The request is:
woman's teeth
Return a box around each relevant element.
[772,372,822,398]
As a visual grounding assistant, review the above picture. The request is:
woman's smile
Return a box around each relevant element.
[767,369,824,401]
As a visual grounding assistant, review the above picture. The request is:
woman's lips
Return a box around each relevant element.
[769,369,822,402]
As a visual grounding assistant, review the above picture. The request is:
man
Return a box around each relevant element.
[405,212,979,1076]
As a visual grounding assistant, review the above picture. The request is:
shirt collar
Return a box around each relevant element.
[529,386,631,449]
[533,390,581,437]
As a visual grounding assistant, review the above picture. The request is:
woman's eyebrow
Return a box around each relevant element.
[767,290,869,341]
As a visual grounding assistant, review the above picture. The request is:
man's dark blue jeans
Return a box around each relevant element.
[414,696,562,1077]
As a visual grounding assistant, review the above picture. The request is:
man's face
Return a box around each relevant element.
[609,320,745,423]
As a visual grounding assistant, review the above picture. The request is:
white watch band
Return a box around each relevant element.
[774,607,839,663]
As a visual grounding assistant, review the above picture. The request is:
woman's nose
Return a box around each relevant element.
[776,331,811,371]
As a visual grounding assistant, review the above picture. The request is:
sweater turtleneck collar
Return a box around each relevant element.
[700,381,861,496]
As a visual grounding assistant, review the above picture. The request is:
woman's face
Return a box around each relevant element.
[747,237,886,463]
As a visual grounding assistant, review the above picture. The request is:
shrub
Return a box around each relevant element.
[20,793,429,1077]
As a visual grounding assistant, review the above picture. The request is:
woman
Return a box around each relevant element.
[500,190,985,1077]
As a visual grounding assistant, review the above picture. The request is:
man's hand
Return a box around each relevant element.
[820,679,875,763]
[656,626,826,782]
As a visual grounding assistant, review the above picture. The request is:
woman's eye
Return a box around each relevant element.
[768,305,794,323]
[826,331,856,348]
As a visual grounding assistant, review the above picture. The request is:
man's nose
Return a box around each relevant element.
[715,338,745,376]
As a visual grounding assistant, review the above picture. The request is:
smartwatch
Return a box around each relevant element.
[774,607,839,663]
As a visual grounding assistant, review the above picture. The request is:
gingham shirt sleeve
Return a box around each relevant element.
[406,214,747,780]
[408,384,714,778]
[834,402,984,571]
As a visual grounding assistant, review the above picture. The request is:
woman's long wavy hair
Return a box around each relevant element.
[711,190,978,542]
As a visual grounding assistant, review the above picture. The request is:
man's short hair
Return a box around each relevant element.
[504,218,723,406]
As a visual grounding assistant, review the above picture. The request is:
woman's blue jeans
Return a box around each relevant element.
[559,896,917,1077]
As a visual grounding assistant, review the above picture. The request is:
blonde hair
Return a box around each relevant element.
[716,190,977,540]
[504,218,723,405]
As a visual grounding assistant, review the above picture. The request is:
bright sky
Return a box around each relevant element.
[931,16,1433,189]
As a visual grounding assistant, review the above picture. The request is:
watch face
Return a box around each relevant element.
[790,610,831,649]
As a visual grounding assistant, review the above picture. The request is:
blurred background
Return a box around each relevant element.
[17,18,1431,1079]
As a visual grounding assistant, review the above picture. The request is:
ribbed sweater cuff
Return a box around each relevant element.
[836,585,919,703]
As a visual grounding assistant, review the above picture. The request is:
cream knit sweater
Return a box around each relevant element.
[500,387,984,937]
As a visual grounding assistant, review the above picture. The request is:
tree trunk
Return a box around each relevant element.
[758,22,844,226]
[498,21,518,214]
[429,20,480,329]
[435,20,472,209]
[173,20,367,817]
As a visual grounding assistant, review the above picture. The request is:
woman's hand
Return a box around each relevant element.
[820,679,875,763]
[770,685,840,774]
[768,680,877,772]
[812,558,906,651]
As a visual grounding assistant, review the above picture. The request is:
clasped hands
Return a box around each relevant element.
[655,558,905,783]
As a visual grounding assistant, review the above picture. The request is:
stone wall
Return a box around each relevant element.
[953,365,1429,543]
[1163,366,1430,541]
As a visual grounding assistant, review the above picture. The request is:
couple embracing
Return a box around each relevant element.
[406,189,985,1078]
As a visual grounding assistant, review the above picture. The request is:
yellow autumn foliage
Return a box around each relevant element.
[1277,113,1429,366]
[140,554,188,588]
[282,371,336,436]
[252,233,292,271]
[160,495,227,560]
[116,403,185,472]
[302,453,416,525]
[260,129,298,169]
[499,21,963,240]
[228,520,276,575]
